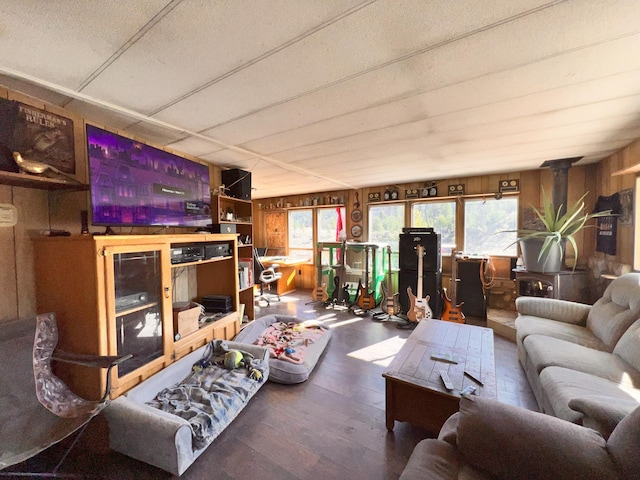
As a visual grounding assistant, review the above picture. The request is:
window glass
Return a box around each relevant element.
[464,197,518,256]
[288,209,313,260]
[368,203,405,268]
[411,200,456,255]
[317,207,346,242]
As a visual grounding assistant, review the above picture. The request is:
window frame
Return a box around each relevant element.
[462,195,519,257]
[410,198,457,255]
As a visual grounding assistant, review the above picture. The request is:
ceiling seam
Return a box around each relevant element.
[145,0,377,116]
[278,118,640,169]
[254,72,640,158]
[198,31,640,153]
[161,0,571,135]
[74,0,185,94]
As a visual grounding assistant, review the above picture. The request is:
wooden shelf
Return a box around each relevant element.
[169,255,233,269]
[0,170,88,191]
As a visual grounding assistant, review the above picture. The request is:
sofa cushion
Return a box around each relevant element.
[613,318,640,373]
[399,438,491,480]
[455,396,618,480]
[539,366,640,424]
[569,395,640,439]
[515,316,607,352]
[586,272,640,350]
[515,296,590,325]
[523,334,640,387]
[607,405,640,480]
[234,314,332,384]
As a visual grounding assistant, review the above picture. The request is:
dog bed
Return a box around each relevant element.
[234,314,331,384]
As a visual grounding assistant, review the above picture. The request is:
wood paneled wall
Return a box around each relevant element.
[0,85,222,322]
[254,165,607,285]
[1,82,638,320]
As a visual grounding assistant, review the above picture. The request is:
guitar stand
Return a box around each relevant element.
[396,319,418,330]
[372,310,408,324]
[305,298,327,306]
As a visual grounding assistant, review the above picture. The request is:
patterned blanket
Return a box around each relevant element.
[146,340,265,450]
[253,321,328,364]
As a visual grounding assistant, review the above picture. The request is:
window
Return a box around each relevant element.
[464,197,518,256]
[411,200,456,254]
[317,206,346,242]
[368,203,405,268]
[288,209,313,260]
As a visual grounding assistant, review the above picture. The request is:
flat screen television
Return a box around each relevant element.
[86,124,211,228]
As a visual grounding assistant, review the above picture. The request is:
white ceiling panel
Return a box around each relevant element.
[80,0,367,113]
[1,1,640,199]
[0,1,167,89]
[204,33,640,149]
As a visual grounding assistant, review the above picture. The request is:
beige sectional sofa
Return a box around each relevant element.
[399,395,640,480]
[515,272,640,436]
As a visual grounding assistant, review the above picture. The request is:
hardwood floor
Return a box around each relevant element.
[5,291,536,479]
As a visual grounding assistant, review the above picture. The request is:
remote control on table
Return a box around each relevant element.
[460,385,477,396]
[430,352,459,364]
[464,370,484,386]
[439,370,454,391]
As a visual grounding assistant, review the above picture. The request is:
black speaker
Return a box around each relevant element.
[399,232,441,272]
[80,210,89,235]
[398,270,442,317]
[456,258,486,319]
[221,168,251,200]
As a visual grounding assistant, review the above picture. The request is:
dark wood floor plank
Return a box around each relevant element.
[6,291,535,479]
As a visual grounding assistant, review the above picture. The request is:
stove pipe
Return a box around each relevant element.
[539,157,582,217]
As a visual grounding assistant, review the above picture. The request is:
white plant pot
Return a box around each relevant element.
[520,238,564,273]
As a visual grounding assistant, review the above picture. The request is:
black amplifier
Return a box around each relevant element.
[200,294,233,313]
[399,231,441,272]
[204,243,230,259]
[402,227,434,234]
[210,224,237,234]
[170,244,205,264]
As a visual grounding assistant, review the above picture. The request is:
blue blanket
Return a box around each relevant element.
[146,340,265,450]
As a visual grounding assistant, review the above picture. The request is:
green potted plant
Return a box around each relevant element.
[506,189,611,273]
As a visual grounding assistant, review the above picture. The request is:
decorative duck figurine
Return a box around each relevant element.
[13,151,79,183]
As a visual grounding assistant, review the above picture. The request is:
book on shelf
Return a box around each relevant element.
[238,258,253,289]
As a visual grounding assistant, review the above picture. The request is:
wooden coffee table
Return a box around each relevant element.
[383,319,497,433]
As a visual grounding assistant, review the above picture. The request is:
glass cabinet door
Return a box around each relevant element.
[111,249,164,377]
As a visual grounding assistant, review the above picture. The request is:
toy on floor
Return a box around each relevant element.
[192,344,264,382]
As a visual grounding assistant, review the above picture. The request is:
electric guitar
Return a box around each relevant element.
[311,244,328,302]
[357,245,376,310]
[331,240,350,304]
[441,253,465,323]
[406,245,433,322]
[380,245,400,315]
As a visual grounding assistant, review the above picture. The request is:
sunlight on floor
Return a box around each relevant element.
[327,316,368,328]
[347,335,407,367]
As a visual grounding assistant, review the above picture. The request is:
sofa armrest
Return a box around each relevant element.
[455,396,618,480]
[516,296,591,326]
[569,395,640,439]
[105,397,194,476]
[399,439,466,480]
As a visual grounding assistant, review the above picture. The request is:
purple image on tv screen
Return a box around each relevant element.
[86,124,211,227]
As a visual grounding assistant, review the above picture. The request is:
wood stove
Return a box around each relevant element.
[514,269,587,303]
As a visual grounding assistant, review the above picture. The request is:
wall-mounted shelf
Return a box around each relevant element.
[0,171,88,191]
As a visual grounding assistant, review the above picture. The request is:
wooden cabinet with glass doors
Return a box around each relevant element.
[33,233,241,400]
